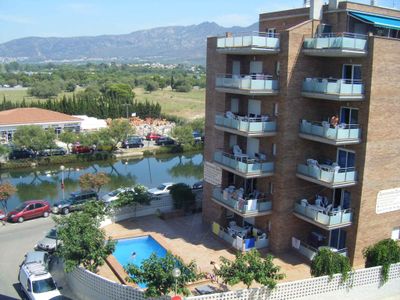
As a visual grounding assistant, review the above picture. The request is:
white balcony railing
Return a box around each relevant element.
[217,32,280,51]
[215,113,277,135]
[297,160,357,186]
[302,78,364,98]
[300,120,361,143]
[214,151,274,176]
[212,186,272,215]
[294,202,353,228]
[216,74,279,94]
[303,32,367,52]
[293,238,348,260]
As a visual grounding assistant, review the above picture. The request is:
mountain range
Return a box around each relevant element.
[0,22,258,65]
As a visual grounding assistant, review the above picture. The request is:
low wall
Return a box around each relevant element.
[101,190,203,226]
[65,262,400,300]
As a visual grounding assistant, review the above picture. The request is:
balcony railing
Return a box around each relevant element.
[214,151,274,177]
[217,32,280,54]
[215,113,277,136]
[294,202,353,229]
[212,186,272,216]
[212,222,269,251]
[299,120,361,145]
[302,78,364,100]
[303,32,367,56]
[216,74,279,95]
[297,161,357,188]
[292,238,348,260]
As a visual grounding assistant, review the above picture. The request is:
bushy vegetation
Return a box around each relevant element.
[169,183,196,212]
[363,239,400,283]
[310,248,352,282]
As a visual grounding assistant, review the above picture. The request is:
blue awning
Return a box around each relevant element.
[349,11,400,30]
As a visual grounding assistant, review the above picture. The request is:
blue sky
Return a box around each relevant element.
[0,0,399,43]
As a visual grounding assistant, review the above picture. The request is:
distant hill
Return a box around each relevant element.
[0,22,258,64]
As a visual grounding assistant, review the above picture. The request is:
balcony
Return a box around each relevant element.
[215,113,277,137]
[216,32,280,55]
[292,238,348,261]
[293,201,353,230]
[212,221,269,251]
[299,120,361,145]
[296,160,357,188]
[211,186,272,217]
[216,74,279,96]
[214,151,274,178]
[302,78,364,101]
[303,32,367,57]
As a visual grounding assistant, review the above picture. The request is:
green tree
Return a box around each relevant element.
[0,144,10,156]
[144,80,159,93]
[107,119,134,148]
[125,252,199,297]
[169,183,195,212]
[79,172,110,193]
[13,125,56,151]
[59,131,78,153]
[28,80,62,98]
[65,80,77,92]
[189,118,205,135]
[216,250,285,289]
[310,248,352,282]
[0,182,17,214]
[363,239,400,283]
[54,201,115,273]
[111,185,150,208]
[172,125,194,146]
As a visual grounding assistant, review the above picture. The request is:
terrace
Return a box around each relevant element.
[216,32,280,55]
[216,74,279,96]
[302,78,364,101]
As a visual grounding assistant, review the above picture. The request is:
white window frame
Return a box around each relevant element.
[340,106,359,125]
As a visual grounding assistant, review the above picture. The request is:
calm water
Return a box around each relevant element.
[0,153,203,211]
[113,236,167,288]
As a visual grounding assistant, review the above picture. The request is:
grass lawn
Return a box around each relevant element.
[0,87,205,120]
[133,87,205,120]
[0,88,83,104]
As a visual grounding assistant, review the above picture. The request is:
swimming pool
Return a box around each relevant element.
[113,235,167,288]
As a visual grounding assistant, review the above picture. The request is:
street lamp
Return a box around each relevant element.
[172,267,181,296]
[60,165,65,201]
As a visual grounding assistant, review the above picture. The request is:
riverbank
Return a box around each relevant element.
[0,144,204,171]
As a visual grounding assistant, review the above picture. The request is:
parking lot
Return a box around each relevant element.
[0,217,77,299]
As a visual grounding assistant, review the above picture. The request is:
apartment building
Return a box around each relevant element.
[203,0,400,266]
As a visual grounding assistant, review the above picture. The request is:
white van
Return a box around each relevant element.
[18,262,61,300]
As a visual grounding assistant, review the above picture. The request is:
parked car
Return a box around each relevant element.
[155,136,175,146]
[192,180,203,190]
[148,182,174,196]
[101,187,135,204]
[121,137,144,148]
[18,262,61,300]
[7,200,51,223]
[23,251,50,270]
[52,190,98,214]
[38,147,67,157]
[35,228,60,253]
[9,149,36,160]
[71,144,93,154]
[0,209,6,222]
[145,132,162,141]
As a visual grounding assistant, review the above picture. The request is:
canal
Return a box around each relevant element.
[0,153,204,211]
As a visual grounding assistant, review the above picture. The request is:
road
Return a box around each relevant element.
[0,217,77,299]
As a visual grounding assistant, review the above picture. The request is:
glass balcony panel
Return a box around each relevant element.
[217,32,280,51]
[214,151,274,176]
[215,113,276,135]
[303,33,367,51]
[216,74,279,94]
[302,78,364,98]
[300,120,361,144]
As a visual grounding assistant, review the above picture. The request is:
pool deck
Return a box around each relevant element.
[100,214,311,289]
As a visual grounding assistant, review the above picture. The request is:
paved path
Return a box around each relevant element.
[0,217,77,299]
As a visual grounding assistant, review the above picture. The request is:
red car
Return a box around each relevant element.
[145,133,162,141]
[7,200,51,223]
[71,144,93,154]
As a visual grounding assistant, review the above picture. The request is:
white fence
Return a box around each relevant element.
[101,190,203,226]
[66,263,400,300]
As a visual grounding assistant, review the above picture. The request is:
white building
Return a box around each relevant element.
[0,108,82,143]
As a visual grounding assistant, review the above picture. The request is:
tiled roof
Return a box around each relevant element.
[0,108,82,126]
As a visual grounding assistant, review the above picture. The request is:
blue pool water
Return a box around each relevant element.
[113,236,167,288]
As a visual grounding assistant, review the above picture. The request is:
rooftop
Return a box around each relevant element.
[0,108,82,127]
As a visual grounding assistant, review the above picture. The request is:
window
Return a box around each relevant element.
[337,148,356,170]
[34,203,43,209]
[273,103,279,116]
[272,143,277,156]
[27,205,35,211]
[392,227,400,240]
[342,64,362,82]
[340,107,359,125]
[269,182,274,195]
[267,28,277,37]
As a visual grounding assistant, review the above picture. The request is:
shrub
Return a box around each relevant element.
[169,183,195,212]
[363,239,400,283]
[311,248,352,282]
